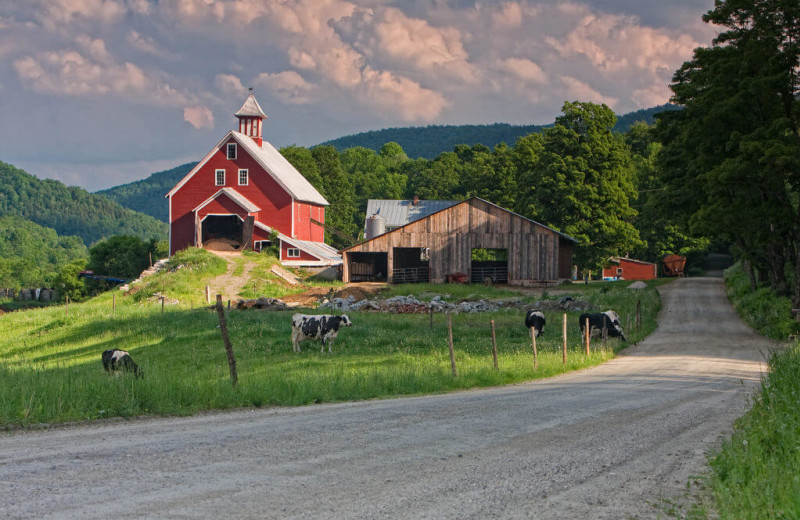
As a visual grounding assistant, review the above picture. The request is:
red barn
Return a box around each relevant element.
[166,94,340,268]
[602,257,657,281]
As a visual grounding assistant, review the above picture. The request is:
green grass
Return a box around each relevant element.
[700,264,800,518]
[0,252,662,427]
[708,343,800,519]
[724,262,799,340]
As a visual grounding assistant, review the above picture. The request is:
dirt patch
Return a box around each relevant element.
[280,283,388,308]
[204,238,241,251]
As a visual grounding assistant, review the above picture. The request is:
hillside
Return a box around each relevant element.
[0,215,87,288]
[0,161,167,246]
[320,104,680,158]
[97,162,196,222]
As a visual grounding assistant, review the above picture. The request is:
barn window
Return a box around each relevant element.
[215,169,225,186]
[227,143,237,159]
[616,267,623,275]
[238,169,248,186]
[287,248,300,258]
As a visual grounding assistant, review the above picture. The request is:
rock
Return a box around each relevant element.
[627,281,647,290]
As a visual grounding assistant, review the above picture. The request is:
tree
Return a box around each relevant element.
[655,0,800,299]
[515,102,642,271]
[311,146,359,248]
[88,235,162,280]
[404,152,465,200]
[460,143,518,209]
[280,146,326,197]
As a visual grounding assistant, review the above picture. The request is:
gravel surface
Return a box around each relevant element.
[0,277,771,519]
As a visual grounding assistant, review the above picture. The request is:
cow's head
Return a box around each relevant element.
[340,314,352,327]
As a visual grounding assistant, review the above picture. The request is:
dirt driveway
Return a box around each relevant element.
[0,278,771,519]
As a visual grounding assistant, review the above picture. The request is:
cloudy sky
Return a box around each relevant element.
[0,0,717,191]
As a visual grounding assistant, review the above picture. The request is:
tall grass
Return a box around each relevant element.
[704,264,800,517]
[0,253,661,427]
[709,344,800,518]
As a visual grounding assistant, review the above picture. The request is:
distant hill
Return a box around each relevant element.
[0,161,167,246]
[320,104,680,158]
[97,162,196,222]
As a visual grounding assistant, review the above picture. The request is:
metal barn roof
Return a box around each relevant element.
[364,199,459,230]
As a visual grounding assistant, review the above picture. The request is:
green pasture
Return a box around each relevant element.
[0,249,662,427]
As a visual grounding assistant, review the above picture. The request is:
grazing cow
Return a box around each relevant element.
[291,314,352,353]
[101,349,142,377]
[579,311,627,341]
[524,309,546,338]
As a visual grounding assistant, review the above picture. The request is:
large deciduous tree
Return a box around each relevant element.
[655,0,800,300]
[516,101,641,271]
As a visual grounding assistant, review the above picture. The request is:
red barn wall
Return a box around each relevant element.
[170,136,317,254]
[281,241,318,262]
[603,259,657,280]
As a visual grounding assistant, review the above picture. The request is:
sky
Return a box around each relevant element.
[0,0,717,192]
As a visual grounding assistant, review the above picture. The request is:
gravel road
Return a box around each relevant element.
[0,277,772,519]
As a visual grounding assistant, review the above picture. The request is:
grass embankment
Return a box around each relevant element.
[0,249,661,427]
[705,264,800,518]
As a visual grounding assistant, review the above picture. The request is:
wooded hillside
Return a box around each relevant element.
[97,162,196,222]
[0,161,167,246]
[320,105,679,158]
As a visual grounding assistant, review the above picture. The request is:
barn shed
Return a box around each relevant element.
[341,198,576,285]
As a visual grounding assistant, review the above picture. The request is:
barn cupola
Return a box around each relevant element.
[235,91,268,146]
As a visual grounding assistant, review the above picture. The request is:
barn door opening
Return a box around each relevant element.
[471,248,508,283]
[201,215,244,251]
[392,247,429,283]
[348,252,388,282]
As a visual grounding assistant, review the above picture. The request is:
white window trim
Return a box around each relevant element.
[616,267,623,275]
[238,169,249,186]
[215,169,225,186]
[227,143,237,160]
[286,248,300,258]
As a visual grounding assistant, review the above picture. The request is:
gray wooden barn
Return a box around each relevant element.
[341,197,576,285]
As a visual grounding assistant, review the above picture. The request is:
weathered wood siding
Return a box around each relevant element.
[342,199,572,284]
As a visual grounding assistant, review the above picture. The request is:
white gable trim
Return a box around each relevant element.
[166,132,235,198]
[192,187,260,214]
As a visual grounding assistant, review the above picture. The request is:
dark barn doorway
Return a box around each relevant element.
[392,247,429,283]
[202,215,244,251]
[348,252,388,282]
[471,248,508,283]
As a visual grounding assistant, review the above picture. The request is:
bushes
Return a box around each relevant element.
[724,262,798,340]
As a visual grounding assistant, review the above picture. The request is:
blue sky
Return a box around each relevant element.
[0,0,716,191]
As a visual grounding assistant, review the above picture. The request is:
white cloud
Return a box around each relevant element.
[559,76,618,108]
[361,67,449,122]
[491,2,525,29]
[35,0,126,29]
[215,74,248,97]
[631,83,672,107]
[183,106,214,129]
[126,30,167,57]
[253,71,317,105]
[497,57,548,85]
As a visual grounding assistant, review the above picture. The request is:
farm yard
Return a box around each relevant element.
[0,248,661,427]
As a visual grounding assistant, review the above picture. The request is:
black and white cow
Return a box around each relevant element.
[524,309,546,338]
[291,314,352,353]
[102,349,142,377]
[578,311,626,341]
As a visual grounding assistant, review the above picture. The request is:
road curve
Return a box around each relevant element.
[0,278,772,519]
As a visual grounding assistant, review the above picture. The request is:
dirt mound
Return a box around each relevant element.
[333,286,381,301]
[204,238,241,251]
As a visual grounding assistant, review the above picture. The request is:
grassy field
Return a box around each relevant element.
[0,249,662,427]
[701,264,800,518]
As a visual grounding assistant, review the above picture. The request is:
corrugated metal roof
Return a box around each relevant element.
[235,132,328,206]
[364,199,459,230]
[278,233,342,265]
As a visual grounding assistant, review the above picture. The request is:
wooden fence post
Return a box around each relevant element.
[585,317,590,356]
[215,294,238,387]
[636,299,642,332]
[447,313,458,377]
[429,305,434,330]
[562,313,567,364]
[530,326,538,370]
[490,319,498,370]
[65,294,69,317]
[205,285,210,304]
[161,296,165,314]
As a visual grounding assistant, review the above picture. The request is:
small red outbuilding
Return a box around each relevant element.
[602,257,657,281]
